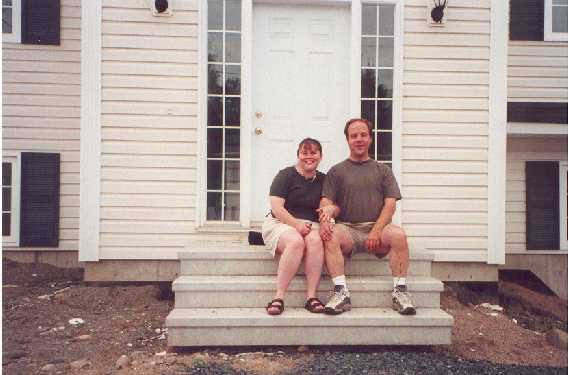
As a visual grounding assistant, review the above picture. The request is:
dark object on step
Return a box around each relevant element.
[248,231,264,245]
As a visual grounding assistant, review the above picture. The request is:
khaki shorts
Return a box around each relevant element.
[261,217,320,257]
[336,222,390,258]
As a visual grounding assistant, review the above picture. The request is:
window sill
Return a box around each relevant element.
[2,34,21,44]
[506,250,568,255]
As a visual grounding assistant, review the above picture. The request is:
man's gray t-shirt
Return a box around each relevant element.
[322,159,402,223]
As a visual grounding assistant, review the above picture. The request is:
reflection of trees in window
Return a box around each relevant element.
[361,69,375,98]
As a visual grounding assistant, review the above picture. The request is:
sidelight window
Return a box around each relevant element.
[206,0,241,221]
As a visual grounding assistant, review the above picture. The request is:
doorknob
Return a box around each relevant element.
[254,127,263,135]
[255,111,264,119]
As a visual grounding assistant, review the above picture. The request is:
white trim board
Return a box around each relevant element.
[79,0,102,262]
[487,0,508,265]
[508,123,568,136]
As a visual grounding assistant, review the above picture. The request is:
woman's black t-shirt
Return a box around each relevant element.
[269,166,325,222]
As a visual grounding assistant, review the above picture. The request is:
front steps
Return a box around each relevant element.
[166,241,453,346]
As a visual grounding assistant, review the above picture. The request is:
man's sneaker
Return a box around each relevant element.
[392,285,416,315]
[324,285,351,315]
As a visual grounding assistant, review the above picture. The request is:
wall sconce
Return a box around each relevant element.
[427,0,447,26]
[151,0,173,17]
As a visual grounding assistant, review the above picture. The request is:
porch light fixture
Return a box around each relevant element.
[151,0,173,16]
[427,0,447,26]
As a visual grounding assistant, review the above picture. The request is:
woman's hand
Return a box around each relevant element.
[295,221,312,237]
[319,221,333,241]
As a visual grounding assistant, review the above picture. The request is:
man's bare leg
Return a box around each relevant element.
[380,224,415,315]
[380,224,409,278]
[323,225,354,315]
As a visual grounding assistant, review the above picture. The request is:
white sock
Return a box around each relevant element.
[332,275,348,291]
[393,277,406,288]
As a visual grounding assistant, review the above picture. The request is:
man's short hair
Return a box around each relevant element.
[344,118,373,139]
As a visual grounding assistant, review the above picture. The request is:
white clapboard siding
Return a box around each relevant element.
[508,41,568,102]
[100,0,200,258]
[403,186,488,199]
[102,115,198,129]
[102,61,198,77]
[402,1,490,261]
[505,137,568,254]
[403,123,488,136]
[2,0,81,253]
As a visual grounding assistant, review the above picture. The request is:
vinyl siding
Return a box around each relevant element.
[402,0,490,262]
[506,136,568,253]
[508,41,568,102]
[2,0,81,252]
[99,0,199,259]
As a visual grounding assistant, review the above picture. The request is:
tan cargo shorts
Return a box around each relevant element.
[336,222,389,258]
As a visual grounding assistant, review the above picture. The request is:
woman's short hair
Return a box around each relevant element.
[344,118,373,139]
[297,137,322,156]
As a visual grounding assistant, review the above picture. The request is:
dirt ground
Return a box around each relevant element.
[2,258,567,374]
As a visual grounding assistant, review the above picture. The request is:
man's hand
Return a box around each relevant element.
[319,220,333,241]
[316,205,335,223]
[365,228,382,252]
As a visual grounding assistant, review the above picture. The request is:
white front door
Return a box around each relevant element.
[251,4,351,222]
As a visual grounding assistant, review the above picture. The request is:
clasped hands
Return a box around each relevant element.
[316,206,383,252]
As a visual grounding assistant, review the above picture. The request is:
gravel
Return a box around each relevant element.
[166,351,567,375]
[290,352,567,375]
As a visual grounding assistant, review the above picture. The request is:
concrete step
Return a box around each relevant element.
[172,275,443,309]
[179,245,433,277]
[166,307,453,346]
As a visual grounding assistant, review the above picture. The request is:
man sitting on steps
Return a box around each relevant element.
[317,118,416,315]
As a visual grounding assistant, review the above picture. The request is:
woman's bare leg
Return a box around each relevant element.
[303,230,324,300]
[268,230,305,314]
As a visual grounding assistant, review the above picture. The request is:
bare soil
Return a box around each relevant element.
[2,258,567,374]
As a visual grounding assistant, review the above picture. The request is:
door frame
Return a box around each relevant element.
[198,0,404,227]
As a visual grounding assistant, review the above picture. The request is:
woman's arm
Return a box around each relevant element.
[270,196,311,236]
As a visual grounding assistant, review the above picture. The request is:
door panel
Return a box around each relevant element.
[251,4,350,222]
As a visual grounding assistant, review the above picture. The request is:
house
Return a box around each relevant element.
[2,0,567,345]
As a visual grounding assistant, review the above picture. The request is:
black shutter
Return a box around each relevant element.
[20,153,60,247]
[526,161,560,250]
[508,102,568,124]
[510,0,544,41]
[21,0,60,45]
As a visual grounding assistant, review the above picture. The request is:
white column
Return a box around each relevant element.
[487,0,509,264]
[79,0,102,261]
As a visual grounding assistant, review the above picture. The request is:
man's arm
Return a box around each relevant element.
[365,197,397,252]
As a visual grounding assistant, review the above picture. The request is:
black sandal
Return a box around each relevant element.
[304,297,324,313]
[266,298,284,315]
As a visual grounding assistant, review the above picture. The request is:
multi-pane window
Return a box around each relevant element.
[561,162,568,250]
[545,0,568,41]
[2,162,13,237]
[360,3,395,165]
[2,0,13,33]
[2,0,19,42]
[551,0,568,33]
[206,0,241,221]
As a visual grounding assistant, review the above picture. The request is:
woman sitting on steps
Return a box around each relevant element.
[261,138,334,315]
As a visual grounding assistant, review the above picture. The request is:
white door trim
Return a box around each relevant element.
[79,0,102,262]
[487,0,508,265]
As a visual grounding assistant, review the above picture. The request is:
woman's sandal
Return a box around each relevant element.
[304,297,325,313]
[266,298,284,315]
